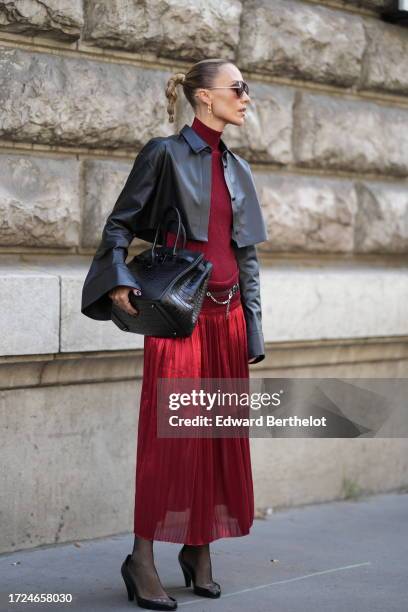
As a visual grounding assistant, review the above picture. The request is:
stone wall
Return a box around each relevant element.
[1,0,408,552]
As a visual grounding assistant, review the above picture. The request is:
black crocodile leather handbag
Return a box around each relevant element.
[111,206,213,337]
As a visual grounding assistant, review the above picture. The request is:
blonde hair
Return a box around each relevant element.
[165,59,233,123]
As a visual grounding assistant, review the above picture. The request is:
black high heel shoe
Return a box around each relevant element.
[121,554,177,610]
[178,545,221,598]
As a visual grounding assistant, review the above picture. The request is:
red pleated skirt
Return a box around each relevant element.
[133,291,254,544]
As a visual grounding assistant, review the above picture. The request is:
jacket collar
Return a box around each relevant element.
[180,124,239,160]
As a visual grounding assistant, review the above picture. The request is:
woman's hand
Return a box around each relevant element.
[248,356,258,364]
[108,286,141,316]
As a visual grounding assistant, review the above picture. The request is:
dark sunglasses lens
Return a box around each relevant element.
[236,82,249,97]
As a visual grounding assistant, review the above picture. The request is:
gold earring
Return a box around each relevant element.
[207,104,212,114]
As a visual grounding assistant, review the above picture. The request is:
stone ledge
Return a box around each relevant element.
[0,335,407,389]
[0,352,144,390]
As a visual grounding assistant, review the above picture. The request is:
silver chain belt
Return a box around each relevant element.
[205,282,240,318]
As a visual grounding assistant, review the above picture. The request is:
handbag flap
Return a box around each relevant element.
[127,246,205,300]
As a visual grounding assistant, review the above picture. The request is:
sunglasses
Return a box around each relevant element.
[207,80,249,98]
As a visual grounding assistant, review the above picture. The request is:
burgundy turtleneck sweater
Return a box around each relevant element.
[166,116,239,298]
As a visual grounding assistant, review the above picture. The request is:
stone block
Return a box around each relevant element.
[82,0,242,59]
[61,269,144,353]
[239,0,365,87]
[260,265,408,343]
[0,153,80,248]
[354,180,408,253]
[0,0,82,40]
[294,92,408,176]
[253,173,356,252]
[362,18,408,95]
[0,47,173,148]
[0,264,59,356]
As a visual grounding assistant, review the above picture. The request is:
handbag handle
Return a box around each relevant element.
[162,206,187,252]
[151,206,186,264]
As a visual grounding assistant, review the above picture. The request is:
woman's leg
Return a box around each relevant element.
[126,534,173,601]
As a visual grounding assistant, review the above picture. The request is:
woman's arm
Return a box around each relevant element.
[81,139,164,320]
[232,243,265,365]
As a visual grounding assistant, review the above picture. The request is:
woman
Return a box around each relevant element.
[81,58,268,610]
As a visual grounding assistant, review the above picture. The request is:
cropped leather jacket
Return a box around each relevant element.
[81,123,269,363]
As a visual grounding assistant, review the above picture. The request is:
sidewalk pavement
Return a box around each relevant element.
[1,491,407,612]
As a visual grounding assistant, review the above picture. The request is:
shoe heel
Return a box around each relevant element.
[121,568,135,601]
[181,565,191,587]
[178,552,192,587]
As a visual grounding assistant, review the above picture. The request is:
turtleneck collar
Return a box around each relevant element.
[191,116,223,151]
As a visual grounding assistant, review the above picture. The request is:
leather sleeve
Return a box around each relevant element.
[233,243,265,364]
[81,139,163,320]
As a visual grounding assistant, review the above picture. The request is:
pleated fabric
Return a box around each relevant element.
[133,292,254,544]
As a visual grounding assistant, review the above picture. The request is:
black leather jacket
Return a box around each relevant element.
[81,123,269,363]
